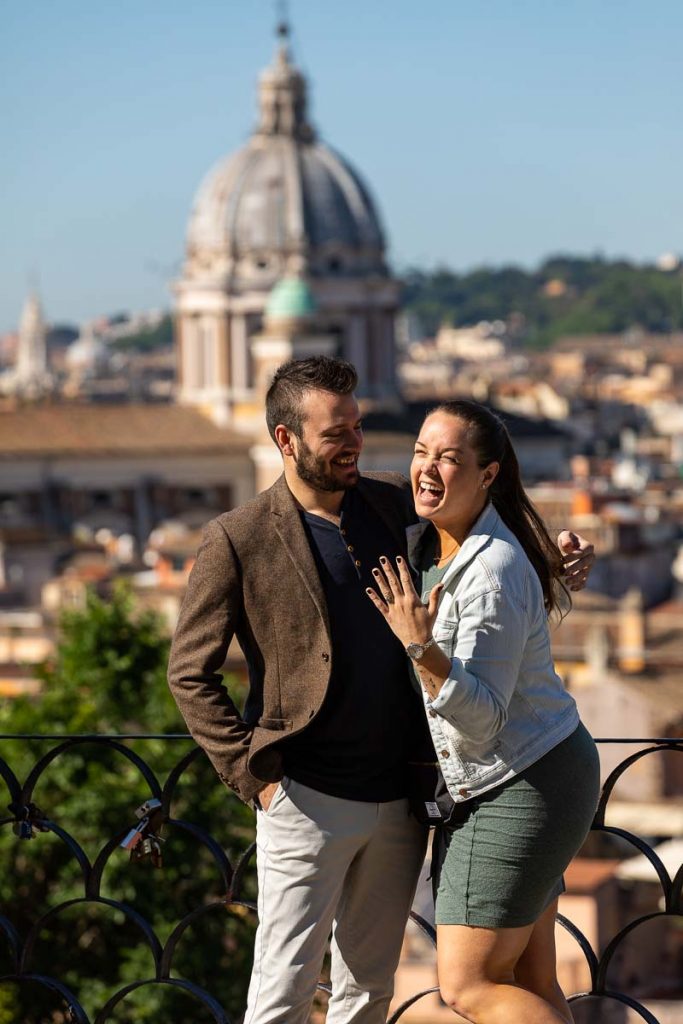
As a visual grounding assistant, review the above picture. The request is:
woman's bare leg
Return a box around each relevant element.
[514,900,573,1023]
[437,921,569,1023]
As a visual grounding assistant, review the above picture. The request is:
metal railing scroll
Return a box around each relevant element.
[0,735,681,1023]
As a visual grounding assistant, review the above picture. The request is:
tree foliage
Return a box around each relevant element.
[402,255,683,346]
[0,583,256,1023]
[110,316,174,353]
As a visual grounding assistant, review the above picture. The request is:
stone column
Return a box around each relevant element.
[367,310,382,396]
[175,315,186,391]
[216,315,231,390]
[381,310,397,398]
[348,313,368,393]
[179,315,195,392]
[201,317,216,388]
[230,314,249,396]
[182,315,202,393]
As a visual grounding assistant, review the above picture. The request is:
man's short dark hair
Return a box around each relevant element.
[265,356,358,442]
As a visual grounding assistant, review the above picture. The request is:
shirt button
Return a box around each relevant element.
[340,529,346,536]
[440,750,450,759]
[429,709,437,718]
[347,545,354,552]
[355,560,361,567]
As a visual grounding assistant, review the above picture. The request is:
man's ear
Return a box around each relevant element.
[274,424,295,457]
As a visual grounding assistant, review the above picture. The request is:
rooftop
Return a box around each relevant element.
[0,404,252,459]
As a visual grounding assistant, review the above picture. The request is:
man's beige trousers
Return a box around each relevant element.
[244,776,428,1024]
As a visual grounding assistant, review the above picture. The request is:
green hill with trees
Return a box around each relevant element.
[401,255,683,347]
[110,314,174,353]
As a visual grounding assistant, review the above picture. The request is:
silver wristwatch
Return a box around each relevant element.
[405,636,436,662]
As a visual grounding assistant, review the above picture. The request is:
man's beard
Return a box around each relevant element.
[294,439,360,492]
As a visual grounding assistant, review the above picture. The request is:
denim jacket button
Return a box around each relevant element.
[458,787,469,797]
[440,750,450,758]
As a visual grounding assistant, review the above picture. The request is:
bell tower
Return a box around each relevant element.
[10,290,53,399]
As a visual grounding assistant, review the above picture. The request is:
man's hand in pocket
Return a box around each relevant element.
[258,781,280,812]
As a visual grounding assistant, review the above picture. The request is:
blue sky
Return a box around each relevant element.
[2,0,682,331]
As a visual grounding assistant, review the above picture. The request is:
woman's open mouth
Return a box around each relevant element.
[419,481,443,496]
[417,480,444,506]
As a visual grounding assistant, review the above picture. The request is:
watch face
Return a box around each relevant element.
[407,643,423,660]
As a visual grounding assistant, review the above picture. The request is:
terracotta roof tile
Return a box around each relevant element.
[0,405,252,458]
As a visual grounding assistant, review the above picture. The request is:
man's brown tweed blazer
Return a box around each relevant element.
[167,471,417,803]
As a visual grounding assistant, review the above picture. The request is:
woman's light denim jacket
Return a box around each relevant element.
[407,502,579,803]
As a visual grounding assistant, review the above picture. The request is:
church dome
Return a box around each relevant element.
[66,325,108,372]
[185,26,387,278]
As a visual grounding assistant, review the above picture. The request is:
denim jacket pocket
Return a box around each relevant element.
[432,618,457,653]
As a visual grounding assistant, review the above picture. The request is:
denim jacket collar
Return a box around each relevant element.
[406,502,500,588]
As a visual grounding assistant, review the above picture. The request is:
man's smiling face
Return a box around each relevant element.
[291,389,363,493]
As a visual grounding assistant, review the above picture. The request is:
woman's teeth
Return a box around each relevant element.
[420,482,443,495]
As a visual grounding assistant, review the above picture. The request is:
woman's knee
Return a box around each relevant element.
[436,922,529,1017]
[439,977,500,1019]
[438,979,475,1018]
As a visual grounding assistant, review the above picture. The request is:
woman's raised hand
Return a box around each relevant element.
[557,530,595,591]
[366,556,442,650]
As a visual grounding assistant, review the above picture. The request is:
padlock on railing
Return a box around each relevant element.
[120,797,165,867]
[8,801,50,840]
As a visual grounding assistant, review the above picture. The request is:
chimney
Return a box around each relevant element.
[572,489,594,516]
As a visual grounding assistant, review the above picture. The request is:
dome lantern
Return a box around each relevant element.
[257,21,314,142]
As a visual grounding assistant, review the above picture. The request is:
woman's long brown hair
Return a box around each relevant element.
[429,400,567,616]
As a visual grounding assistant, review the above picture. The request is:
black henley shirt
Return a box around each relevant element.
[281,486,427,802]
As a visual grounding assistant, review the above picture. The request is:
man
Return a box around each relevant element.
[167,356,593,1024]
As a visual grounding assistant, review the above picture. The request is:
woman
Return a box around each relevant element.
[366,400,600,1024]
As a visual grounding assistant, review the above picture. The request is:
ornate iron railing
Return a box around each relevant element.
[0,735,681,1023]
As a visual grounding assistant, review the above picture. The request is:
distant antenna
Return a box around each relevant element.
[276,0,290,39]
[27,267,40,293]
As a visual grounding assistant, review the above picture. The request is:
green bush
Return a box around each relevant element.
[0,583,256,1023]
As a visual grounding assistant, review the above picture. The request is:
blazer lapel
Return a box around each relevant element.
[269,475,331,636]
